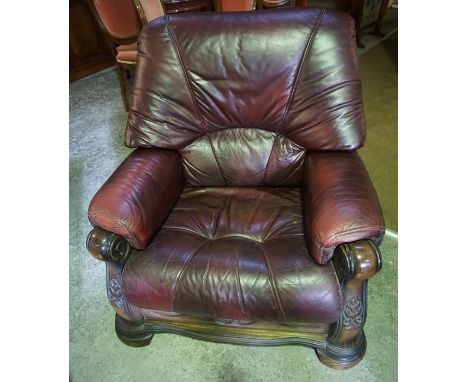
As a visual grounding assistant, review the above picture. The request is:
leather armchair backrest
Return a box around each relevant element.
[125,8,365,186]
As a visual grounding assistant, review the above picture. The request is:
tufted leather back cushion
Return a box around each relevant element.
[181,128,305,186]
[125,8,365,186]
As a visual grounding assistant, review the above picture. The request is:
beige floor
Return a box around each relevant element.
[359,31,398,231]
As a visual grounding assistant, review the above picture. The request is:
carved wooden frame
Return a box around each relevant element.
[87,227,382,369]
[133,0,167,25]
[133,0,150,25]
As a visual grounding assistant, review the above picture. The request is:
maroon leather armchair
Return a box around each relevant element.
[86,8,385,370]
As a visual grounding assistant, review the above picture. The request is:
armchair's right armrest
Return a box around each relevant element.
[88,148,184,250]
[302,151,385,265]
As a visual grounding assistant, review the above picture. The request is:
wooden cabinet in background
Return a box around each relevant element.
[70,0,114,82]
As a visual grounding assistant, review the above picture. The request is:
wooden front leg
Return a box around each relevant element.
[86,227,133,264]
[87,227,143,323]
[317,240,382,369]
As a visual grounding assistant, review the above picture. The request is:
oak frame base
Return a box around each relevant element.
[87,227,381,370]
[115,313,328,347]
[114,313,367,369]
[316,332,367,370]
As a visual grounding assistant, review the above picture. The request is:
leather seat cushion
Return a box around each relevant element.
[122,187,342,324]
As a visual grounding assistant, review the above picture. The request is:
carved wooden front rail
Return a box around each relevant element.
[86,227,382,369]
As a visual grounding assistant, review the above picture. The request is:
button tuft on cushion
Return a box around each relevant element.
[122,187,342,324]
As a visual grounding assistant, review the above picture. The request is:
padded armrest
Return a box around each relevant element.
[88,148,184,249]
[303,151,385,265]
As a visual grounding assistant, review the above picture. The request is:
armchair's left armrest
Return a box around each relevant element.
[303,151,385,265]
[88,148,184,250]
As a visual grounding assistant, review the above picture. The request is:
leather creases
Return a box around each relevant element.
[122,187,343,324]
[180,128,305,186]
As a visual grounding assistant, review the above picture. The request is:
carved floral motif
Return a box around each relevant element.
[343,297,363,328]
[108,278,125,308]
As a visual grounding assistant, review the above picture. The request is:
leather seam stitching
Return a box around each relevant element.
[171,241,207,311]
[317,225,386,246]
[278,8,325,132]
[260,134,278,185]
[130,109,203,137]
[161,226,271,243]
[160,227,209,239]
[88,207,144,249]
[235,249,246,316]
[258,244,287,323]
[330,259,344,317]
[207,134,228,186]
[167,18,209,133]
[119,262,142,322]
[315,225,385,263]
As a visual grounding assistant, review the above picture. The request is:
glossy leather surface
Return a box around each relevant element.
[122,187,342,324]
[126,8,365,155]
[181,128,304,186]
[88,148,184,249]
[303,151,385,264]
[88,8,385,325]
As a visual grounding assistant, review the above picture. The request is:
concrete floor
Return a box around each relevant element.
[359,31,398,231]
[69,11,398,381]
